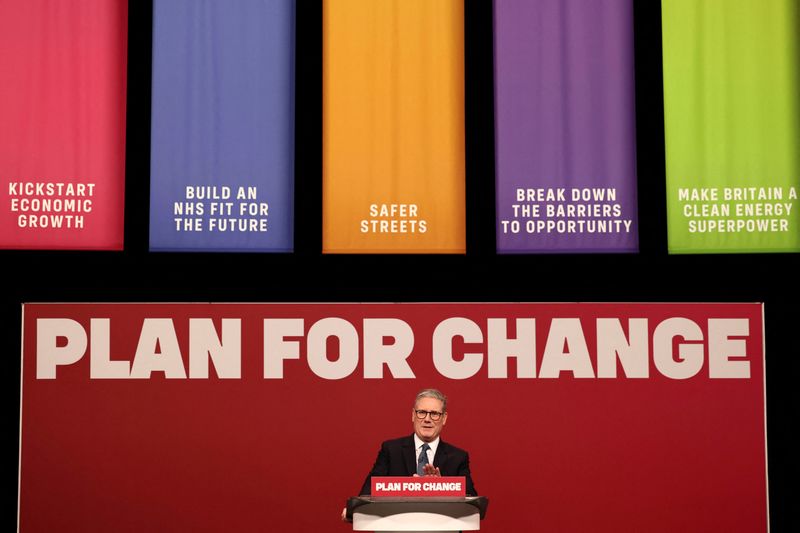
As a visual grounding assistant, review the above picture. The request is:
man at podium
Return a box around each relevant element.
[359,388,477,496]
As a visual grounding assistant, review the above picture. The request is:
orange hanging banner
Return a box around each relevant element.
[322,0,466,253]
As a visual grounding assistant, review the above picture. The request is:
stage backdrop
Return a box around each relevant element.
[662,0,800,253]
[494,0,639,253]
[149,0,295,252]
[0,1,127,250]
[322,0,466,253]
[19,303,767,532]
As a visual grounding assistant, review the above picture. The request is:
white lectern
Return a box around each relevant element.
[346,496,489,532]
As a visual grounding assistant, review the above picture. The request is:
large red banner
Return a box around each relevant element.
[18,303,767,532]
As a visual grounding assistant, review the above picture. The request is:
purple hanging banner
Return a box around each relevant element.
[494,0,638,253]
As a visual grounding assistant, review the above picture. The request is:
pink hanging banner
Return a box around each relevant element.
[0,1,128,250]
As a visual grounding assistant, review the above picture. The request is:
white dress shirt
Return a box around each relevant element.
[413,434,439,467]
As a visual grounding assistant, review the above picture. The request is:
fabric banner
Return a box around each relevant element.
[19,302,767,532]
[150,0,294,252]
[494,0,638,253]
[0,1,127,250]
[322,1,465,253]
[662,0,800,253]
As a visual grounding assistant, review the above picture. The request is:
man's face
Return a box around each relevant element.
[412,397,448,443]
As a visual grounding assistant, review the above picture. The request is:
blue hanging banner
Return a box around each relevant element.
[150,0,294,252]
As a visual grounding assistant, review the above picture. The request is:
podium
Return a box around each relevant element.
[345,496,489,532]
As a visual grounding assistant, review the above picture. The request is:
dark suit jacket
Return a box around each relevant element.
[359,434,477,496]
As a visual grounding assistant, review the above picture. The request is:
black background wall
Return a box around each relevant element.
[4,2,797,530]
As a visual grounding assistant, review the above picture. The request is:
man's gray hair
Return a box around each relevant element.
[414,388,447,412]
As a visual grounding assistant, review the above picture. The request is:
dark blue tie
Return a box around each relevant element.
[417,443,430,475]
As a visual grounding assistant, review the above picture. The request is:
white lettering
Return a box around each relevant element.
[189,319,241,379]
[487,318,536,378]
[363,319,415,378]
[130,319,186,379]
[539,319,595,378]
[90,319,130,378]
[432,318,484,379]
[307,318,359,380]
[653,318,704,379]
[36,319,87,379]
[263,319,304,378]
[708,319,750,378]
[596,318,649,378]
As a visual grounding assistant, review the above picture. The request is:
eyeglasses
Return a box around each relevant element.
[414,409,444,421]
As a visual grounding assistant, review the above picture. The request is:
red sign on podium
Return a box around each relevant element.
[371,477,467,498]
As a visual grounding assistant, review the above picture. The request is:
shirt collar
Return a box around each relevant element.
[414,433,440,456]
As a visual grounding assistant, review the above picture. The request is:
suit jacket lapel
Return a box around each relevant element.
[402,435,417,475]
[433,440,447,469]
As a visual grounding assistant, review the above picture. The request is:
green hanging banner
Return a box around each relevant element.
[662,0,800,253]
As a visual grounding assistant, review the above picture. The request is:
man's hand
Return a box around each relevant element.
[415,463,441,477]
